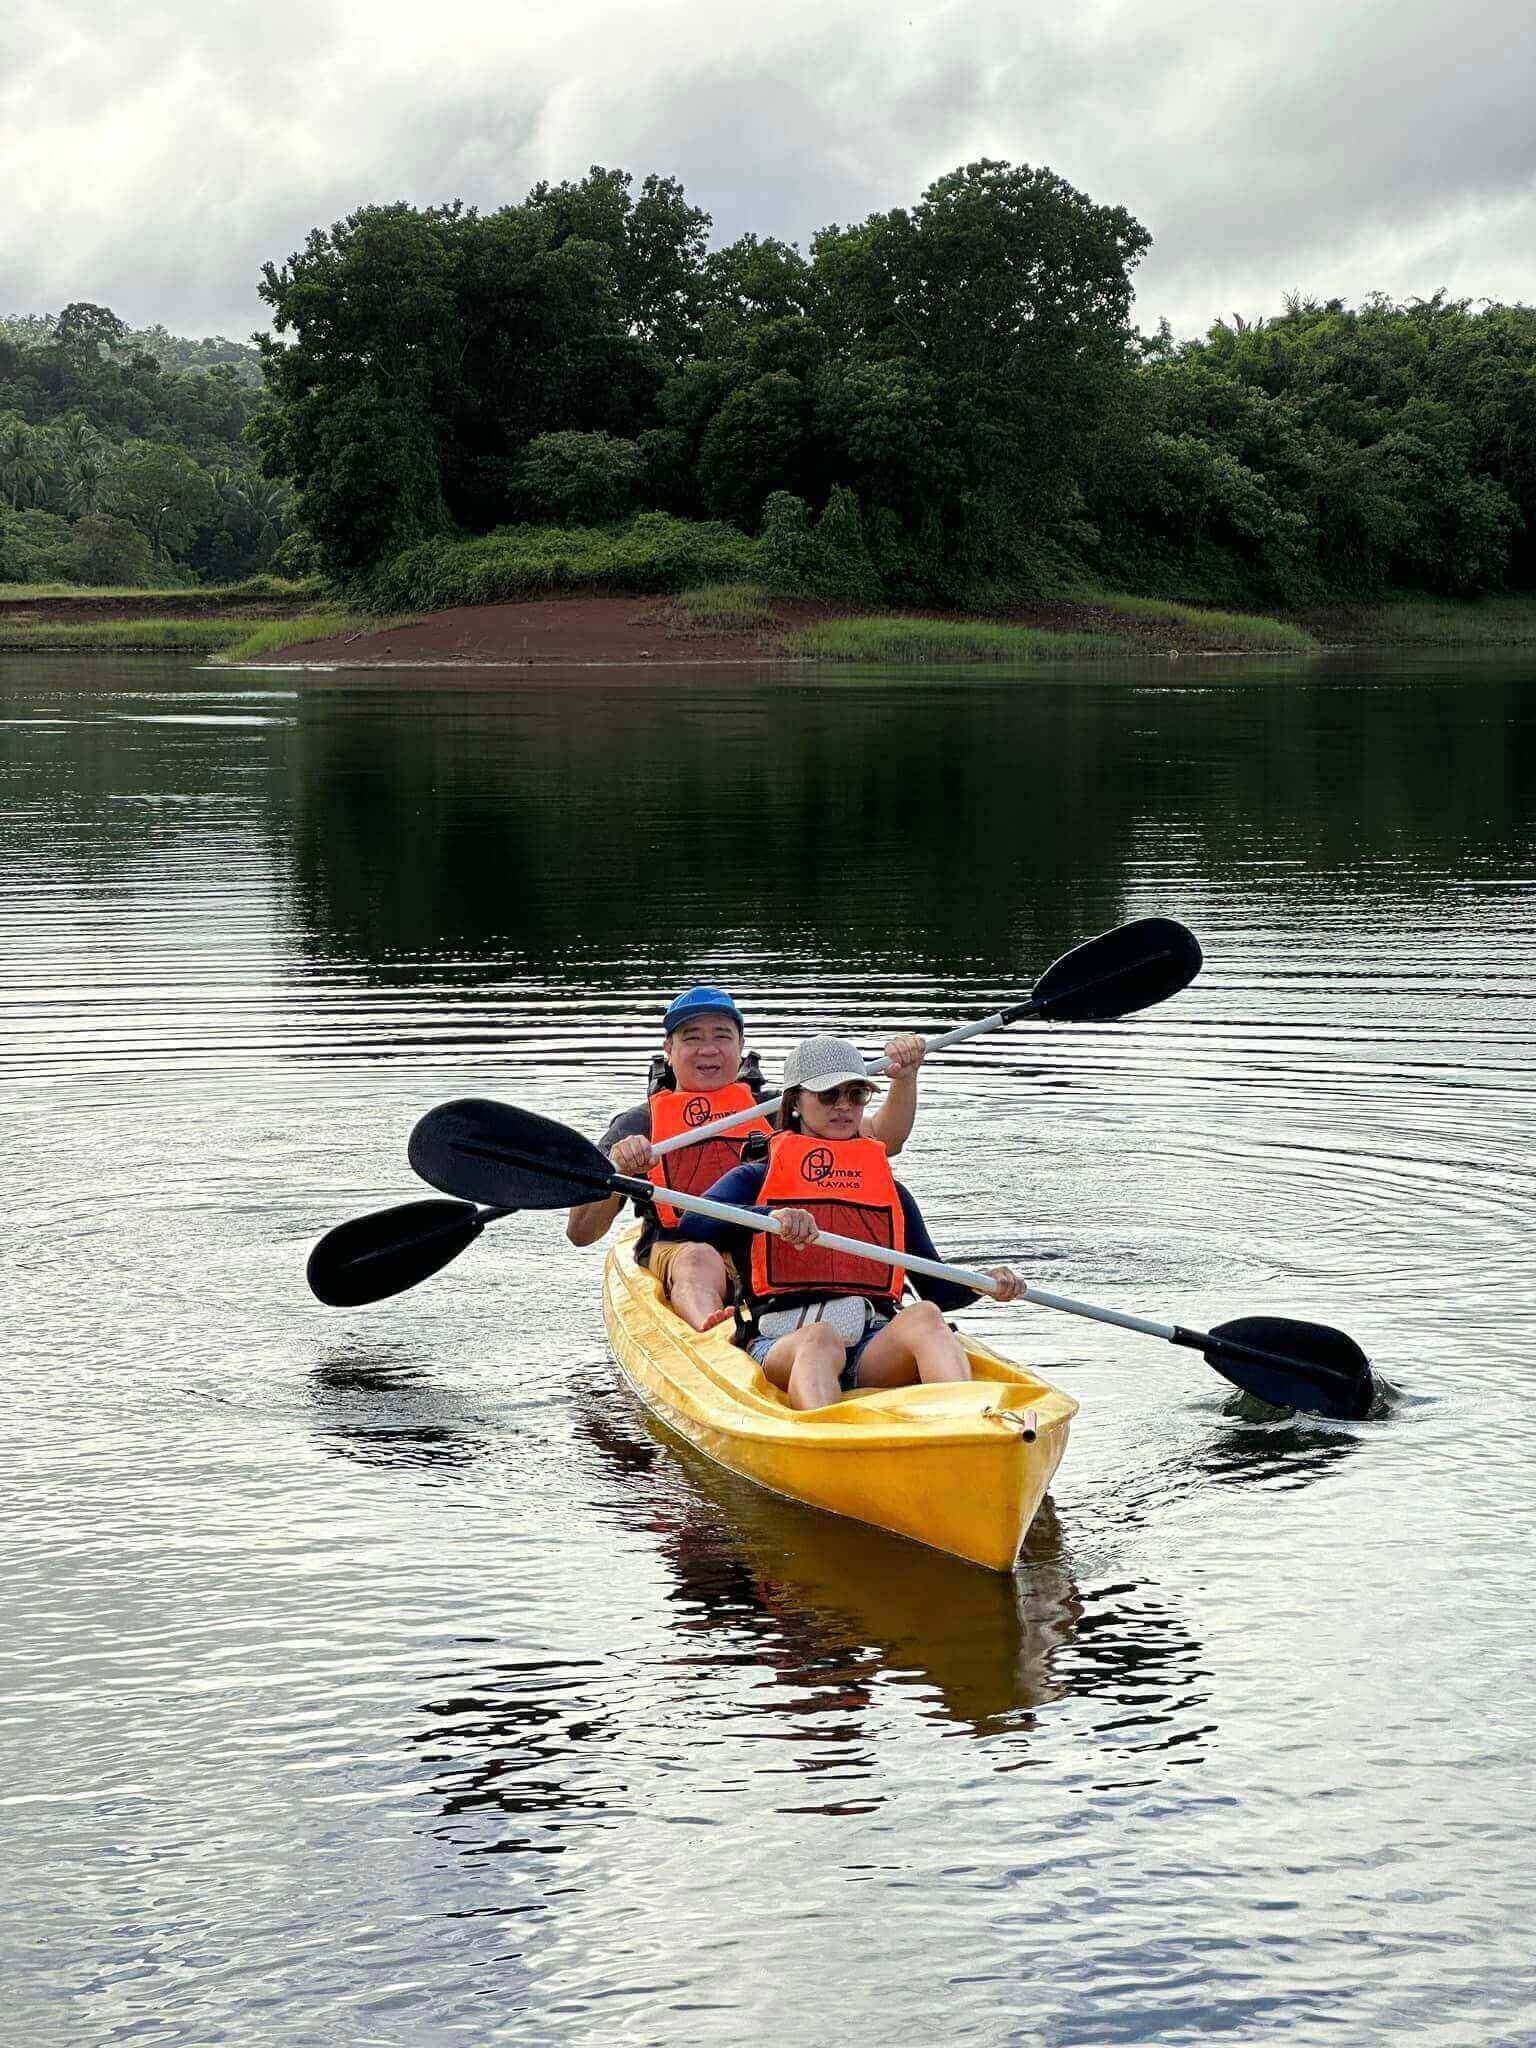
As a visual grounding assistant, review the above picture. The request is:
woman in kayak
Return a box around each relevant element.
[678,1035,1026,1410]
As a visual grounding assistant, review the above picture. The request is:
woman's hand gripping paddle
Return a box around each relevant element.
[389,1098,1376,1422]
[649,916,1204,1159]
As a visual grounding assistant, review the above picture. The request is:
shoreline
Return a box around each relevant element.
[206,591,1321,668]
[8,587,1536,664]
[0,583,323,655]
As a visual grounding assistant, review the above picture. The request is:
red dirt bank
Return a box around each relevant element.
[238,591,1264,667]
[264,595,844,666]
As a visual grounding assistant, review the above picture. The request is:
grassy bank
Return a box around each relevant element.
[212,611,391,662]
[31,548,1536,667]
[664,581,1319,661]
[1082,593,1319,651]
[0,576,330,651]
[779,616,1118,662]
[671,581,779,630]
[0,575,322,606]
[1307,595,1536,646]
[0,617,258,651]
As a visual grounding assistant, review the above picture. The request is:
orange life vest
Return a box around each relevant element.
[748,1132,906,1308]
[647,1084,774,1229]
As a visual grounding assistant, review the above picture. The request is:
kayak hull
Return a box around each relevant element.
[602,1230,1077,1572]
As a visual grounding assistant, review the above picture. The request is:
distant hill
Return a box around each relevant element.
[0,312,263,388]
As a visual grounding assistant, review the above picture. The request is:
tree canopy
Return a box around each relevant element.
[253,160,1161,602]
[16,158,1535,607]
[1089,294,1536,601]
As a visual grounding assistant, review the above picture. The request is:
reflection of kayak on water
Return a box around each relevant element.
[575,1393,1082,1735]
[603,1228,1079,1572]
[582,1397,1214,1753]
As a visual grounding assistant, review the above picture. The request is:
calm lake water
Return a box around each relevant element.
[4,651,1535,2046]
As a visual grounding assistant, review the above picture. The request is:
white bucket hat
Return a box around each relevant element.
[781,1035,881,1092]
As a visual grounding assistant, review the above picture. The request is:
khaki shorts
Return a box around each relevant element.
[647,1239,737,1303]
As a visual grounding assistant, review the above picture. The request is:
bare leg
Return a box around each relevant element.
[758,1324,848,1410]
[852,1300,971,1389]
[665,1243,733,1332]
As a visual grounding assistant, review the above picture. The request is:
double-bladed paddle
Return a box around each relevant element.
[310,1097,1376,1422]
[650,916,1202,1159]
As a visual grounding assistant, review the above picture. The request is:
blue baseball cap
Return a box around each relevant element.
[663,985,745,1034]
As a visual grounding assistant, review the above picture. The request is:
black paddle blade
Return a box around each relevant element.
[1027,916,1203,1022]
[1204,1315,1376,1421]
[307,1198,486,1307]
[409,1098,616,1210]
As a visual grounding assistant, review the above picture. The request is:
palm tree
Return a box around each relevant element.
[226,470,295,563]
[53,410,103,460]
[66,448,109,516]
[0,412,45,512]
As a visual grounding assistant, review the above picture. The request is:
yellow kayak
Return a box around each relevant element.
[602,1228,1078,1571]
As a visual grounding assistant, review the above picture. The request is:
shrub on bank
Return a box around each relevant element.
[517,432,647,525]
[364,513,760,612]
[759,488,882,603]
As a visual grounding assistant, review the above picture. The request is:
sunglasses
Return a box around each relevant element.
[810,1082,874,1107]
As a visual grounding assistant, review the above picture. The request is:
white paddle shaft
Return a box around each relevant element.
[636,1176,1177,1341]
[649,1007,1014,1159]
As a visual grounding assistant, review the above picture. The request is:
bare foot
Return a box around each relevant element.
[699,1306,733,1331]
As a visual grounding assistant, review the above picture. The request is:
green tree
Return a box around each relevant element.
[65,448,109,516]
[697,371,811,527]
[0,506,72,581]
[253,203,461,575]
[55,302,129,361]
[1088,294,1533,600]
[525,165,712,362]
[62,514,157,585]
[517,430,646,523]
[810,160,1149,599]
[254,192,669,574]
[104,439,215,558]
[700,235,818,355]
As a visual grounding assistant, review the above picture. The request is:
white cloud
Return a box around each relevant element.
[3,0,1534,341]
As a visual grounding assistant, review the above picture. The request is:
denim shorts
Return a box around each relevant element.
[749,1316,892,1391]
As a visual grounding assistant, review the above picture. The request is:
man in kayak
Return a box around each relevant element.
[675,1034,1025,1407]
[567,987,927,1333]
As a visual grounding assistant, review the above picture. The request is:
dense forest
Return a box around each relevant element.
[0,305,294,585]
[10,159,1536,605]
[252,161,1536,609]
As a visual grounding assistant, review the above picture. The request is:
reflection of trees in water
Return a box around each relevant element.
[9,669,1534,946]
[306,1345,485,1471]
[0,673,285,887]
[274,679,1139,979]
[1147,663,1536,876]
[269,670,1536,984]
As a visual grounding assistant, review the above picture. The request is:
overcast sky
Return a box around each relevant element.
[6,0,1535,343]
